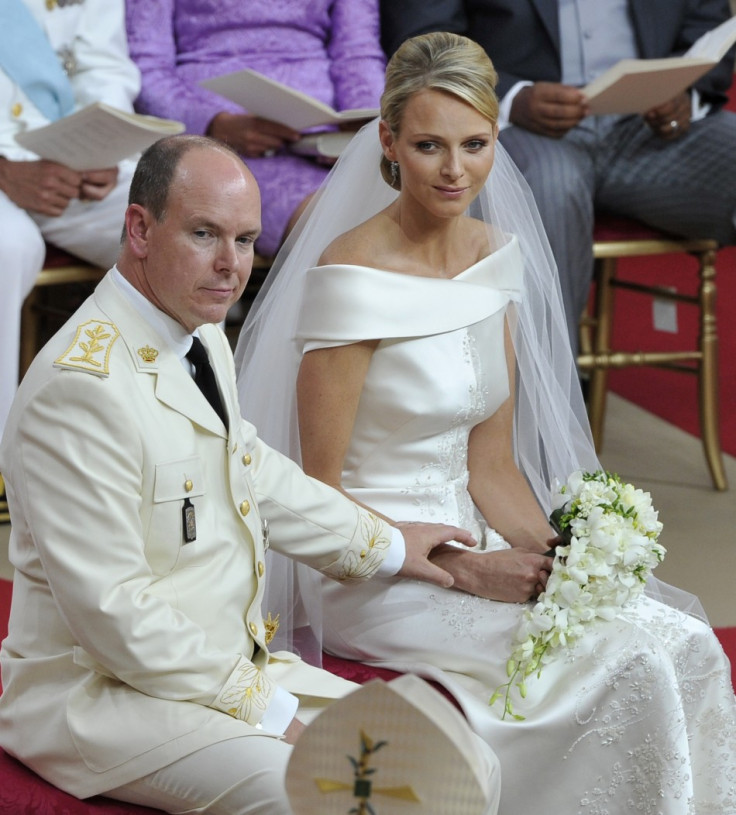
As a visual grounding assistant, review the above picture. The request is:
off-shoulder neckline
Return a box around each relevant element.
[313,235,516,280]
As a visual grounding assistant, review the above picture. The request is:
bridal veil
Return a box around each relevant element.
[234,118,704,656]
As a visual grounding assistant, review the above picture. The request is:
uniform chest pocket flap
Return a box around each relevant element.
[153,456,205,503]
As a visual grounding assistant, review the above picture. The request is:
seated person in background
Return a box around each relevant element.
[0,133,498,814]
[0,0,139,458]
[236,32,736,814]
[380,0,736,353]
[125,0,386,258]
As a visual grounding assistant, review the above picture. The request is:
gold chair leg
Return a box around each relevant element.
[587,257,616,451]
[696,247,728,491]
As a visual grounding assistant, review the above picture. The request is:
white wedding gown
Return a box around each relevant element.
[296,237,736,814]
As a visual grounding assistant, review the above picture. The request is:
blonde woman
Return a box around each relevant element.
[237,33,736,814]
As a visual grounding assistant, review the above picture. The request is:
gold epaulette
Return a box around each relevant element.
[54,320,120,376]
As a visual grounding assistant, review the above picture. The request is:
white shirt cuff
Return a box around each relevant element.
[498,81,533,130]
[258,685,299,734]
[690,88,710,122]
[377,527,405,577]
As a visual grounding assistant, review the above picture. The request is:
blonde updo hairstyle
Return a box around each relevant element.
[379,31,499,189]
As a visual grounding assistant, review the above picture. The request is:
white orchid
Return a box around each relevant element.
[490,470,666,720]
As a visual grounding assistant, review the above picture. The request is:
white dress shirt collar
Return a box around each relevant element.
[111,266,195,362]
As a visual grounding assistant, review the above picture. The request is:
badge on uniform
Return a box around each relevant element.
[182,497,196,543]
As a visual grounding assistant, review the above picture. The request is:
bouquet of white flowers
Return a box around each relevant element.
[490,469,666,720]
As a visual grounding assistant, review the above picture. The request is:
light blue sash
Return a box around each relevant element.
[0,0,75,121]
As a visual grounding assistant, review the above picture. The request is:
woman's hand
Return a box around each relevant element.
[207,112,300,157]
[429,545,553,603]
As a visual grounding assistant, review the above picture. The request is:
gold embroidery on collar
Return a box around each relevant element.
[137,345,159,364]
[264,612,280,645]
[55,320,119,376]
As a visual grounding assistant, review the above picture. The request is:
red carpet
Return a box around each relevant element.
[607,245,736,457]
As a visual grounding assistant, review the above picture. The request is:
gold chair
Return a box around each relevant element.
[578,214,727,491]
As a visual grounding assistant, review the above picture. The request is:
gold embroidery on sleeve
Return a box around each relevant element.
[336,515,391,580]
[215,661,272,722]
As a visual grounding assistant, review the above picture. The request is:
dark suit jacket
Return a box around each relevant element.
[381,0,734,108]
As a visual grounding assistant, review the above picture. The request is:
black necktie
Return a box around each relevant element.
[186,337,228,426]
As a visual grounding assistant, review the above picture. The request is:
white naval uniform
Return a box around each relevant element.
[0,271,399,806]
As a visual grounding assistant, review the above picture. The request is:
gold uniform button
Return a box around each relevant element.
[184,479,193,492]
[257,561,265,578]
[46,0,56,9]
[242,453,252,466]
[240,500,250,516]
[249,622,258,636]
[11,103,22,118]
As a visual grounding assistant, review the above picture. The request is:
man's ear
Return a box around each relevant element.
[124,204,153,259]
[378,119,396,162]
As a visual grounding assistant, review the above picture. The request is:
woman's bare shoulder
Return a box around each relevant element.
[318,212,393,267]
[465,216,494,258]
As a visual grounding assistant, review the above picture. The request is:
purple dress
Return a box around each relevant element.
[125,0,386,255]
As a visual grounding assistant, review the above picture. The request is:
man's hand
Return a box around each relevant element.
[396,522,477,588]
[644,91,691,140]
[80,167,119,201]
[429,545,553,603]
[207,112,300,158]
[510,82,587,138]
[0,157,83,216]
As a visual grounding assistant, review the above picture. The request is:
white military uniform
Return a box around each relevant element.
[0,272,396,805]
[0,0,140,438]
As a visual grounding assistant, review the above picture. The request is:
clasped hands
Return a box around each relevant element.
[207,112,300,158]
[207,112,372,165]
[0,157,118,216]
[511,83,690,141]
[396,521,555,603]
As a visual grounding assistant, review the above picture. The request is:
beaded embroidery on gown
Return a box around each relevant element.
[297,237,736,815]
